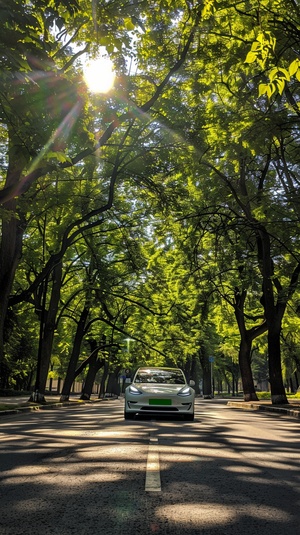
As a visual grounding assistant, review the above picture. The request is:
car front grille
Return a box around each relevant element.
[140,406,179,411]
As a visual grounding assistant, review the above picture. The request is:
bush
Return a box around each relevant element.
[257,391,300,400]
[287,392,300,399]
[256,391,271,399]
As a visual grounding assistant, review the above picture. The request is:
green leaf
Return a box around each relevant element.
[245,51,257,64]
[266,83,276,98]
[289,59,299,76]
[46,151,72,163]
[278,67,290,81]
[251,41,262,52]
[276,78,285,95]
[124,17,135,31]
[258,83,268,97]
[269,67,278,82]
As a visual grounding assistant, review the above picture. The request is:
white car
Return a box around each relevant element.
[124,367,195,420]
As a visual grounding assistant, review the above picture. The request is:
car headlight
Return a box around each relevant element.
[177,386,192,397]
[128,384,142,395]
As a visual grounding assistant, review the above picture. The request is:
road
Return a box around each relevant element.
[0,399,299,535]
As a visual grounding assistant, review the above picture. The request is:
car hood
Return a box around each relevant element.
[133,383,186,395]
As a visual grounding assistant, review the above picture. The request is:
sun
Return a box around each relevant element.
[83,56,115,94]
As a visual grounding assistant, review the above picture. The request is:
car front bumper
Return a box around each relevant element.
[125,396,194,415]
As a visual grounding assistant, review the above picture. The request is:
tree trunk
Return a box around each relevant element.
[289,377,294,394]
[60,306,89,402]
[80,341,104,400]
[80,357,97,400]
[0,200,24,367]
[233,287,266,401]
[199,348,213,398]
[232,373,236,396]
[238,337,259,401]
[256,227,289,405]
[0,129,29,366]
[295,371,299,390]
[99,361,109,398]
[106,369,121,396]
[268,324,288,404]
[190,355,200,395]
[30,262,62,403]
[226,379,231,394]
[57,377,61,394]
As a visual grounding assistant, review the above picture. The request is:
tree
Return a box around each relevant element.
[166,0,300,404]
[244,0,300,104]
[0,0,201,393]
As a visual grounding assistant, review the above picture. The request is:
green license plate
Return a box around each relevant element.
[149,399,172,406]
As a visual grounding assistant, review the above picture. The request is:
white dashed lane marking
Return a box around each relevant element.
[145,434,161,492]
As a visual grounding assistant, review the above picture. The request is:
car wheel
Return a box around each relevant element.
[124,411,135,420]
[184,413,194,421]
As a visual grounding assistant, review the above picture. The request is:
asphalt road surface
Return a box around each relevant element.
[0,399,299,535]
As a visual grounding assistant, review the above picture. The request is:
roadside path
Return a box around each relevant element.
[228,399,300,419]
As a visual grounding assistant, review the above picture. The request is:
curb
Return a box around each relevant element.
[0,398,104,418]
[227,401,300,419]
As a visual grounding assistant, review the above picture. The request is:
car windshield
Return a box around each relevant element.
[134,369,185,385]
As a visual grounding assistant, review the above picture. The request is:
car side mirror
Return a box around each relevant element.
[189,380,195,387]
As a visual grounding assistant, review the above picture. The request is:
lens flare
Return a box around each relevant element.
[83,57,115,93]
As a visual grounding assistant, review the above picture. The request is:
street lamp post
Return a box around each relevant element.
[125,337,134,353]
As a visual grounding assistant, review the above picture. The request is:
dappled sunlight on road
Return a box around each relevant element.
[223,465,262,474]
[0,399,299,535]
[156,502,291,526]
[158,502,236,526]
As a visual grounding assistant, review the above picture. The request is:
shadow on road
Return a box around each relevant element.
[0,399,299,535]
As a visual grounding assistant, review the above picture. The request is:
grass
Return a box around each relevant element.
[256,391,300,400]
[0,402,32,411]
